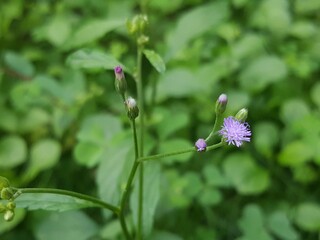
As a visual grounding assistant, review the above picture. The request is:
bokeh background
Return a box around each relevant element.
[1,0,320,239]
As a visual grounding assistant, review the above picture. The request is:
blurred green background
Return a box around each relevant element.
[1,0,320,239]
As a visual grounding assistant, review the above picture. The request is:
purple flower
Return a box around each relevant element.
[114,66,124,80]
[195,138,207,152]
[219,117,251,147]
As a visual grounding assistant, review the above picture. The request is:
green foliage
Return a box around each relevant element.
[1,0,320,239]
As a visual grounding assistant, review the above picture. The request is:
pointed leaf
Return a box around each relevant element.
[143,49,166,73]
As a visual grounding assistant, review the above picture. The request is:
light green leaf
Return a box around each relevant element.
[202,164,230,188]
[74,113,122,167]
[66,49,124,71]
[223,153,270,195]
[280,99,310,125]
[239,56,287,93]
[0,108,18,132]
[253,122,280,158]
[238,204,273,240]
[0,135,27,169]
[32,211,98,240]
[166,1,229,59]
[290,21,317,39]
[268,211,299,240]
[131,163,161,237]
[157,68,206,101]
[158,138,193,165]
[64,19,124,49]
[278,141,314,167]
[18,108,50,134]
[143,49,166,73]
[16,193,100,211]
[198,187,222,206]
[46,15,71,46]
[22,139,61,183]
[295,0,320,14]
[4,51,34,78]
[294,203,320,231]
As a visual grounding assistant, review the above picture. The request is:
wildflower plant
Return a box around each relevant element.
[0,11,252,240]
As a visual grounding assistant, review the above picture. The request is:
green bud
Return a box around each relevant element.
[127,14,148,35]
[4,210,14,222]
[114,66,127,96]
[215,93,228,115]
[137,35,149,46]
[7,201,16,210]
[235,108,248,122]
[1,187,14,200]
[126,97,139,120]
[0,176,10,191]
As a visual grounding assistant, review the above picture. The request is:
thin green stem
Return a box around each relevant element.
[205,114,220,143]
[14,188,120,214]
[136,44,144,240]
[138,142,225,162]
[119,120,140,240]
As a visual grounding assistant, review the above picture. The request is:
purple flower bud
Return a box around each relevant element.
[215,93,228,114]
[114,66,127,96]
[195,138,207,152]
[219,117,251,147]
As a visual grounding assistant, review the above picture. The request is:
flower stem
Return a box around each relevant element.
[14,188,120,214]
[136,44,144,240]
[119,119,140,240]
[205,114,220,144]
[138,142,225,162]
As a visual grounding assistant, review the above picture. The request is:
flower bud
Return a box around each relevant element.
[1,187,14,200]
[126,97,139,120]
[195,138,207,152]
[235,108,248,122]
[127,14,148,34]
[114,66,127,96]
[215,93,228,115]
[7,201,16,210]
[0,176,10,191]
[4,210,14,222]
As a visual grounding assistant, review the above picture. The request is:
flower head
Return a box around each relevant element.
[114,66,127,96]
[219,117,251,147]
[125,97,139,120]
[195,138,207,152]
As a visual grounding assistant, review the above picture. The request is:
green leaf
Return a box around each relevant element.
[74,113,122,167]
[295,0,320,14]
[239,56,287,93]
[157,68,206,101]
[280,99,310,125]
[202,164,230,188]
[66,49,124,71]
[16,193,100,211]
[154,107,189,140]
[294,203,320,231]
[143,49,166,73]
[22,139,61,183]
[96,134,133,206]
[147,231,184,240]
[290,21,317,39]
[32,211,98,240]
[0,208,26,234]
[158,138,193,165]
[267,211,299,240]
[238,204,273,240]
[64,19,124,49]
[131,163,161,237]
[0,107,18,132]
[0,135,27,169]
[46,15,71,47]
[311,82,320,108]
[198,187,222,206]
[278,141,314,167]
[166,1,229,59]
[223,153,270,195]
[18,108,50,134]
[4,51,34,78]
[253,122,280,158]
[232,34,265,60]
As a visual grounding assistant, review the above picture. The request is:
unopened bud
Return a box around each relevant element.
[195,138,207,152]
[126,97,139,120]
[114,66,127,96]
[127,14,148,34]
[0,176,10,191]
[1,187,14,200]
[4,210,14,222]
[235,108,248,122]
[7,201,16,210]
[215,93,228,114]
